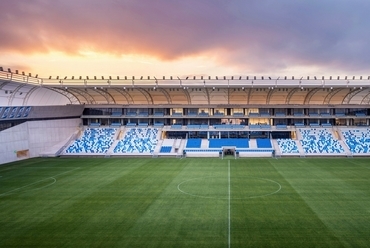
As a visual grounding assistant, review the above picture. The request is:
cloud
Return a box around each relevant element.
[1,0,370,74]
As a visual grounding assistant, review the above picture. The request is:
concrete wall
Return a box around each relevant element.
[0,118,81,165]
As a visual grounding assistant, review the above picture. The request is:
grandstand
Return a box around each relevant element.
[1,68,370,164]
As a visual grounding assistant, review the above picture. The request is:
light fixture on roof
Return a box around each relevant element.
[216,76,218,80]
[239,76,242,80]
[208,76,211,80]
[345,76,347,80]
[269,77,271,80]
[201,76,203,80]
[246,76,249,80]
[163,76,166,80]
[29,73,32,77]
[360,76,363,80]
[314,76,317,80]
[322,76,324,80]
[292,76,294,80]
[147,76,150,80]
[140,76,143,80]
[261,76,264,80]
[64,76,67,79]
[224,76,226,80]
[79,76,82,79]
[337,76,340,80]
[186,76,189,80]
[109,76,112,80]
[15,70,19,74]
[8,68,11,72]
[0,67,3,71]
[231,76,234,80]
[368,76,370,80]
[56,76,59,79]
[125,76,127,80]
[284,76,287,80]
[330,76,332,80]
[87,76,89,80]
[132,76,135,80]
[307,76,309,80]
[49,76,52,79]
[117,76,119,80]
[254,76,256,80]
[353,76,355,80]
[194,76,196,80]
[94,76,97,80]
[72,76,74,79]
[102,76,104,80]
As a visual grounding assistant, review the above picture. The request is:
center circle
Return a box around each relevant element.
[177,176,281,199]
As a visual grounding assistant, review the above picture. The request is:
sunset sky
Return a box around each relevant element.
[1,0,370,78]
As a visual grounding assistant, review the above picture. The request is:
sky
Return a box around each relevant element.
[1,0,370,79]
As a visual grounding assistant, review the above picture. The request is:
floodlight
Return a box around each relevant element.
[79,76,82,79]
[194,76,196,80]
[22,71,25,75]
[201,76,203,80]
[345,76,347,80]
[261,76,264,80]
[269,77,271,80]
[186,76,189,80]
[49,76,52,79]
[29,73,31,77]
[254,76,256,80]
[224,76,226,80]
[125,76,127,80]
[337,76,340,80]
[170,76,173,80]
[87,76,89,80]
[102,76,104,80]
[209,76,211,80]
[231,76,233,80]
[292,76,294,80]
[72,76,74,80]
[94,76,97,80]
[239,76,242,80]
[117,76,119,80]
[314,76,317,80]
[109,76,112,80]
[307,76,309,80]
[8,68,11,72]
[360,76,363,80]
[353,76,355,80]
[322,76,324,80]
[330,76,332,80]
[140,76,143,80]
[284,76,287,80]
[246,76,249,80]
[64,76,67,79]
[16,70,19,74]
[216,76,218,80]
[132,76,135,80]
[0,67,2,71]
[56,76,59,79]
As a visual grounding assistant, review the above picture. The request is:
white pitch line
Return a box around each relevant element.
[0,167,80,197]
[228,160,231,248]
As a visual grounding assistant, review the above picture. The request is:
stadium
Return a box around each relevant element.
[1,68,370,247]
[1,68,370,162]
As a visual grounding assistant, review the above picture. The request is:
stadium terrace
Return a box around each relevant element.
[1,67,370,164]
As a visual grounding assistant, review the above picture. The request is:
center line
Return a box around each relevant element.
[228,160,231,248]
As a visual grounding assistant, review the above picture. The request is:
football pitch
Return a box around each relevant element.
[1,157,370,247]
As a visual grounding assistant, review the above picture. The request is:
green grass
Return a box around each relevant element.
[1,157,370,247]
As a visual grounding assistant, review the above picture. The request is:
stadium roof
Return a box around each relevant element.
[1,69,370,106]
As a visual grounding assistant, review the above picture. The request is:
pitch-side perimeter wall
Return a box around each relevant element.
[0,118,81,165]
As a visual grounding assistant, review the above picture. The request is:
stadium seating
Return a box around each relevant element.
[299,128,344,154]
[113,128,158,153]
[66,128,116,153]
[186,139,202,148]
[256,139,272,148]
[341,128,370,153]
[159,146,172,153]
[276,139,299,154]
[208,138,249,148]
